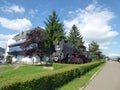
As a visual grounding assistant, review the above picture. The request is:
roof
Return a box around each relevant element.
[13,27,44,41]
[8,40,25,47]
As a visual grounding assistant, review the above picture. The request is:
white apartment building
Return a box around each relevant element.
[5,28,43,64]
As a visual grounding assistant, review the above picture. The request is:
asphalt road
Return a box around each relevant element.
[84,60,120,90]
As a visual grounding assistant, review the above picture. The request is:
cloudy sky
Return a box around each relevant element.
[0,0,120,57]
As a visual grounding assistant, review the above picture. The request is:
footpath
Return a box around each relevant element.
[84,60,120,90]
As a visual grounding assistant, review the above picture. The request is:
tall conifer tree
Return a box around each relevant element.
[88,41,103,60]
[44,11,65,54]
[67,24,84,48]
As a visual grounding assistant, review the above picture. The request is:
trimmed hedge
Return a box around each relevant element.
[0,61,105,90]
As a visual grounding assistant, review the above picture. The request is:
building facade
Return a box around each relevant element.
[5,28,42,64]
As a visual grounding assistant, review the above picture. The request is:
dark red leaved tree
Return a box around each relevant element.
[21,27,45,61]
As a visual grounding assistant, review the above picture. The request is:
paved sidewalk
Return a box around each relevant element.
[84,61,120,90]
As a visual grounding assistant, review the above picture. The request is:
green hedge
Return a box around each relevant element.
[0,61,105,90]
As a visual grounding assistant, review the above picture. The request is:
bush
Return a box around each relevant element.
[0,61,105,90]
[6,55,13,63]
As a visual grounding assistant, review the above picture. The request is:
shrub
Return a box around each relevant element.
[0,61,105,90]
[6,55,13,63]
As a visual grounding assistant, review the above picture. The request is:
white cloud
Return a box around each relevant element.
[0,17,32,31]
[0,34,14,48]
[0,5,25,13]
[64,1,119,51]
[10,5,25,13]
[108,53,120,57]
[0,41,8,49]
[0,34,13,40]
[29,9,38,17]
[98,41,118,50]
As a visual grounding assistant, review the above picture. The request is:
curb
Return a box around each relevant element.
[79,63,106,90]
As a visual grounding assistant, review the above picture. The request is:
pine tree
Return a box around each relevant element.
[88,41,103,60]
[44,11,65,54]
[67,24,84,48]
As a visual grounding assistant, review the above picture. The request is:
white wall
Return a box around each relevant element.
[5,32,42,64]
[11,54,41,64]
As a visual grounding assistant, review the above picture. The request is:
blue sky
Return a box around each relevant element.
[0,0,120,57]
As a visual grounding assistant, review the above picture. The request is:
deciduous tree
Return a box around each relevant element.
[21,27,45,61]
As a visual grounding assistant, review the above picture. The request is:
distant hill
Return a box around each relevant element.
[0,47,5,54]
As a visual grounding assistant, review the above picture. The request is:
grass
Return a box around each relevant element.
[0,65,48,82]
[0,63,72,83]
[0,65,14,73]
[53,63,72,70]
[0,63,85,83]
[0,61,105,89]
[57,63,105,90]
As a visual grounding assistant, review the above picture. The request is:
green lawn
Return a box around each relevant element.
[58,63,105,90]
[0,63,72,82]
[0,65,14,73]
[0,62,105,90]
